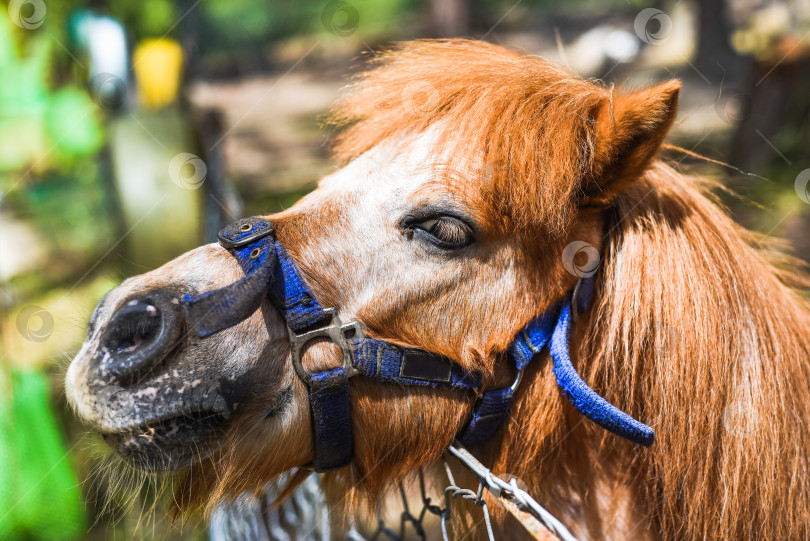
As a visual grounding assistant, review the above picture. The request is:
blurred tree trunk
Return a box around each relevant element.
[428,0,469,38]
[695,0,742,81]
[731,56,810,173]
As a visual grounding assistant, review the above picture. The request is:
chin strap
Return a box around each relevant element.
[183,217,654,472]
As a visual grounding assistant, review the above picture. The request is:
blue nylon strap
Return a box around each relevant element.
[184,216,483,471]
[458,277,655,447]
[353,339,481,390]
[550,301,655,447]
[185,216,655,472]
[267,243,331,333]
[308,366,353,471]
[457,302,558,445]
[184,218,330,337]
[217,216,275,248]
[574,275,595,315]
[183,236,277,338]
[509,306,559,370]
[456,387,514,445]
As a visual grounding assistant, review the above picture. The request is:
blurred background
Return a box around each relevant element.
[0,0,808,539]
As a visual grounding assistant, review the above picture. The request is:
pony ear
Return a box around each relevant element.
[584,80,681,204]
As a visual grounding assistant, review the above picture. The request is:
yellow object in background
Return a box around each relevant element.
[133,38,184,110]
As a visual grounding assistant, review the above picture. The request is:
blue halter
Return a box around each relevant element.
[183,217,654,472]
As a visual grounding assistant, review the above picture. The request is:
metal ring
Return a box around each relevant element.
[240,223,253,232]
[249,247,261,259]
[287,308,362,385]
[509,368,524,393]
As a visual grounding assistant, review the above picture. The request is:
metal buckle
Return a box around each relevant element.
[287,308,364,385]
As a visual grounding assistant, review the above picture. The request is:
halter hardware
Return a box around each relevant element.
[216,217,275,248]
[183,216,655,472]
[287,308,364,384]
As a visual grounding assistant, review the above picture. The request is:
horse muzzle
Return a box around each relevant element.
[74,287,245,471]
[99,290,182,384]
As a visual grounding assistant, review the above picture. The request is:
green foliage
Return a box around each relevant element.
[0,368,87,541]
[45,88,105,161]
[106,0,179,40]
[197,0,419,57]
[20,164,115,257]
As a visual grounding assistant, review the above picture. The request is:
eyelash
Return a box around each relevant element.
[404,214,475,250]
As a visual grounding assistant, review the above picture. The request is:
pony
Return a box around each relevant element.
[66,39,810,540]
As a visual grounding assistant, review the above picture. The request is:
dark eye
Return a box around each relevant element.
[408,216,474,249]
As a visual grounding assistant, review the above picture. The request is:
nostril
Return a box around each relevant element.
[101,294,182,384]
[104,301,162,354]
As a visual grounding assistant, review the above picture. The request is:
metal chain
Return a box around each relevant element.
[210,443,578,541]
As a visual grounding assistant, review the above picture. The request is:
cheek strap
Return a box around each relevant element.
[459,278,655,447]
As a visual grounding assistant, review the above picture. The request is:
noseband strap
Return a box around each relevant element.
[184,218,278,338]
[183,217,654,472]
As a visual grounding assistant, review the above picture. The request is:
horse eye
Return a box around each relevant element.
[410,216,474,249]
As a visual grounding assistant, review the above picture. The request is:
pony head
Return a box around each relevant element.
[66,40,681,517]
